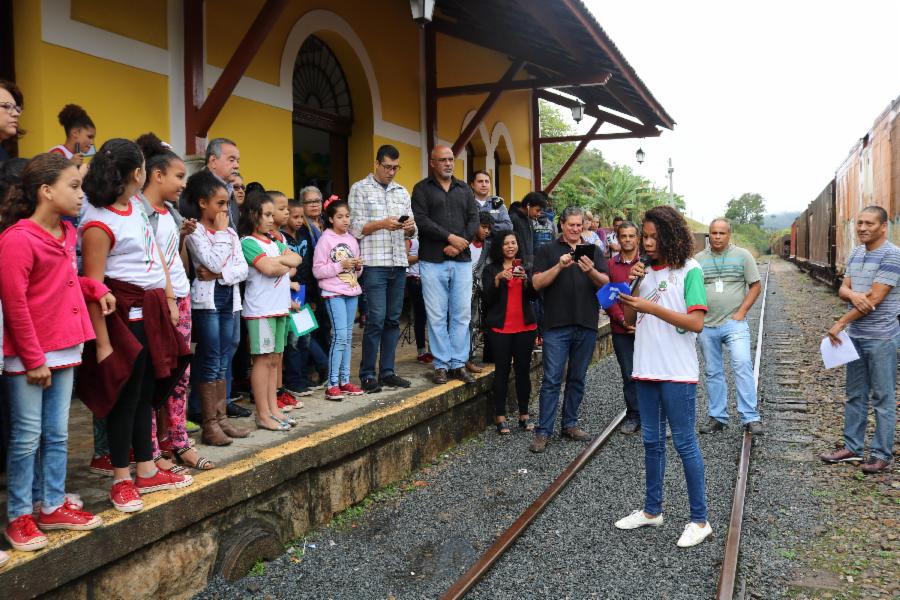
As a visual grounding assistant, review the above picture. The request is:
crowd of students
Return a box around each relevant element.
[0,76,722,567]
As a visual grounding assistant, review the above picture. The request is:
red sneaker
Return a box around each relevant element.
[38,503,102,531]
[340,383,365,396]
[110,480,143,512]
[278,391,298,407]
[325,386,344,401]
[135,468,193,494]
[276,394,294,412]
[5,515,48,551]
[417,352,434,364]
[89,454,116,476]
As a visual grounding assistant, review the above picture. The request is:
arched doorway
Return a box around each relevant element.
[492,139,511,202]
[292,35,353,200]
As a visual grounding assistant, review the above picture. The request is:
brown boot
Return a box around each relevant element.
[199,381,232,446]
[216,380,250,438]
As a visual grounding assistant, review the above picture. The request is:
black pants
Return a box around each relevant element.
[406,277,427,352]
[107,320,154,469]
[487,329,536,417]
[611,332,639,422]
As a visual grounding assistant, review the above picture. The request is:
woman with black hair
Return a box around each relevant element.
[49,104,96,170]
[481,230,537,434]
[615,205,712,548]
[0,80,24,161]
[78,138,193,513]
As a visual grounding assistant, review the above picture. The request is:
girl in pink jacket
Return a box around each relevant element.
[312,197,363,400]
[0,153,115,553]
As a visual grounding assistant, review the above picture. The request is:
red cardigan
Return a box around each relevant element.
[0,219,108,370]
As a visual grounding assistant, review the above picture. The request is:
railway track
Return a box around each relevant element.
[441,262,772,600]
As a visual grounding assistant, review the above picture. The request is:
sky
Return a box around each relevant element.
[579,0,900,224]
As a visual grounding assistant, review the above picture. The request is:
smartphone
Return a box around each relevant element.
[398,215,409,223]
[512,258,522,269]
[572,244,594,262]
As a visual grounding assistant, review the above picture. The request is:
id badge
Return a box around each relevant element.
[714,279,724,293]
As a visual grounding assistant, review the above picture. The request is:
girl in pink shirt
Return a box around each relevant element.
[0,153,114,553]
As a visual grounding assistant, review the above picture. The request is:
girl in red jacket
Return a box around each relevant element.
[0,153,114,553]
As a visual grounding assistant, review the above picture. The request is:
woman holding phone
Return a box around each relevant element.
[481,230,537,434]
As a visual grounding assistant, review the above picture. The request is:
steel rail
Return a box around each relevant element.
[440,409,627,600]
[716,262,771,600]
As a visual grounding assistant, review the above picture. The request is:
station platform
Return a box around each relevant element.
[0,319,611,600]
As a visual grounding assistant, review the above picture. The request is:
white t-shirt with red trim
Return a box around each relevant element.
[79,197,166,320]
[49,145,74,159]
[241,234,291,319]
[145,196,190,298]
[632,258,708,383]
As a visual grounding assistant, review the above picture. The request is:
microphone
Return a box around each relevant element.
[630,254,651,293]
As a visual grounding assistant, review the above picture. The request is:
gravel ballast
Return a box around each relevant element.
[197,261,826,600]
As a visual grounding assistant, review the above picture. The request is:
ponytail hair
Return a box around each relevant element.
[0,153,74,232]
[239,189,273,237]
[180,169,227,221]
[82,138,144,207]
[58,103,95,135]
[135,132,182,188]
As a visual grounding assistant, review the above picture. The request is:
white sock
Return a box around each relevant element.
[40,504,62,515]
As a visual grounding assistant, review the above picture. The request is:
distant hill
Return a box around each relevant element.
[764,211,800,231]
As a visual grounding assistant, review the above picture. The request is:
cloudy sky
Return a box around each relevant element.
[580,0,900,224]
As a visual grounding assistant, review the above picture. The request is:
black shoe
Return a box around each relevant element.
[449,367,475,384]
[699,417,727,434]
[745,420,764,436]
[226,402,252,418]
[361,377,382,394]
[619,420,641,435]
[379,374,411,388]
[433,368,448,384]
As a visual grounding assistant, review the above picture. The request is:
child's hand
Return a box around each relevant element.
[291,301,301,311]
[618,292,653,315]
[291,282,300,292]
[26,364,52,389]
[196,266,220,281]
[167,298,179,326]
[340,258,354,270]
[213,210,230,232]
[180,218,198,237]
[98,292,116,316]
[96,342,113,364]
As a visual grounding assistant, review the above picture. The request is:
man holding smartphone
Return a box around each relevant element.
[349,145,417,393]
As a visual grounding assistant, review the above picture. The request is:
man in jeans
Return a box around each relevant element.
[530,206,609,453]
[605,220,641,434]
[349,145,417,393]
[411,145,480,384]
[822,206,900,474]
[695,218,762,435]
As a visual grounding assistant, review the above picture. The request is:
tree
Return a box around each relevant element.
[539,100,608,190]
[724,193,766,227]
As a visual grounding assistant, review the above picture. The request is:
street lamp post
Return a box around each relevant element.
[667,158,674,206]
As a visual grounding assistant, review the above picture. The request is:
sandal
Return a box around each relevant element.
[518,417,535,432]
[174,446,215,471]
[496,420,511,435]
[155,456,188,475]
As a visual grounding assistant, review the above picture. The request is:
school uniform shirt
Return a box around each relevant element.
[185,225,246,311]
[48,144,74,159]
[141,195,190,298]
[632,258,708,383]
[79,197,166,320]
[241,234,291,319]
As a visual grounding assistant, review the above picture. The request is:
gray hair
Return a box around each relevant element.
[299,185,323,202]
[709,217,732,232]
[205,137,238,164]
[560,205,586,224]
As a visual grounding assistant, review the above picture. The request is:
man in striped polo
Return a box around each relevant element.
[695,218,763,435]
[822,206,900,474]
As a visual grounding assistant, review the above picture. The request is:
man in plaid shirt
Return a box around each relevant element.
[349,145,417,393]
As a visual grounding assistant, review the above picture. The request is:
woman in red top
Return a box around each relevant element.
[481,231,538,434]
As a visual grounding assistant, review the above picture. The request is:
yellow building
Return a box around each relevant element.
[7,0,672,203]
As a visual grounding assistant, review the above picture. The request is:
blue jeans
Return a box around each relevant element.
[324,295,358,386]
[637,380,708,523]
[420,260,472,370]
[845,334,899,462]
[536,325,597,436]
[698,319,759,425]
[359,266,406,380]
[6,368,74,520]
[190,284,236,414]
[611,333,639,422]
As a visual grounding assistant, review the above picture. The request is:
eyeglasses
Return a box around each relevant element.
[233,185,245,191]
[303,199,323,205]
[0,102,23,114]
[379,163,401,172]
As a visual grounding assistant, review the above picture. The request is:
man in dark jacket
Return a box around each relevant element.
[510,192,548,266]
[411,145,480,384]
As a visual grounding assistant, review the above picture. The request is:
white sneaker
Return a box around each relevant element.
[677,521,713,547]
[615,510,664,530]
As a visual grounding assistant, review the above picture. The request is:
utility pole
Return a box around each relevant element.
[667,158,674,206]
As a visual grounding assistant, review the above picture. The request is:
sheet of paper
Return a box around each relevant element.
[820,331,859,369]
[291,305,318,336]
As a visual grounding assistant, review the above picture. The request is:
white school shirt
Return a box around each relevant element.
[48,145,74,159]
[142,195,190,298]
[241,234,291,319]
[79,198,166,320]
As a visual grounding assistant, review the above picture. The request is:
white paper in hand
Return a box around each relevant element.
[820,331,859,369]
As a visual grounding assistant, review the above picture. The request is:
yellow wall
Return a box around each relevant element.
[71,0,168,49]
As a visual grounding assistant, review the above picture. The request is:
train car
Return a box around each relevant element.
[692,231,708,254]
[795,208,810,265]
[806,180,836,283]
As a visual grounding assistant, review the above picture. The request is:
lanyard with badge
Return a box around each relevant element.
[712,248,729,293]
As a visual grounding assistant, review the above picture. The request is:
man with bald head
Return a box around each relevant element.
[411,145,480,384]
[695,217,762,435]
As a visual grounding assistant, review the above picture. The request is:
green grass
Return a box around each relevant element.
[249,560,266,576]
[777,548,797,560]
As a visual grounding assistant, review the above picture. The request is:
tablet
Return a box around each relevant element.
[572,244,595,262]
